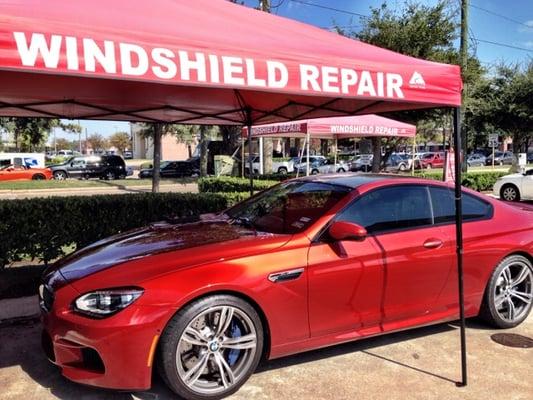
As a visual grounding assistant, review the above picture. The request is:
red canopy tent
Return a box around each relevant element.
[242,115,416,175]
[0,0,467,386]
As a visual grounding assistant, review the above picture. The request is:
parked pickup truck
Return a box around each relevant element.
[245,156,294,174]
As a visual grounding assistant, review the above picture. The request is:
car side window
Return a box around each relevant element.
[336,185,433,234]
[71,158,86,167]
[429,187,492,223]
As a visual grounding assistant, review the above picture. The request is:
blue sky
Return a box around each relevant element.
[244,0,533,66]
[56,0,532,141]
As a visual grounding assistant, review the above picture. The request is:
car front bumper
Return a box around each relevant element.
[41,281,170,390]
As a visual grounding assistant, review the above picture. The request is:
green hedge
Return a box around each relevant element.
[416,170,507,191]
[199,177,279,193]
[0,192,248,268]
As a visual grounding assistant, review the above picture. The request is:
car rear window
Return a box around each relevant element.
[429,187,492,223]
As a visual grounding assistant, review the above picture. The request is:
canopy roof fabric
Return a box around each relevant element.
[0,0,461,125]
[243,114,416,139]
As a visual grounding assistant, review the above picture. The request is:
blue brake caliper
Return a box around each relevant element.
[227,320,242,366]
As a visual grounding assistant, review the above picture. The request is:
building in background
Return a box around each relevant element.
[131,123,197,160]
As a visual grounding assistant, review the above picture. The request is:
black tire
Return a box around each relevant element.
[479,255,533,329]
[336,168,345,173]
[399,163,407,172]
[104,170,116,180]
[426,163,432,170]
[32,174,45,180]
[53,170,67,180]
[277,167,288,175]
[157,295,264,400]
[500,184,520,202]
[311,169,319,175]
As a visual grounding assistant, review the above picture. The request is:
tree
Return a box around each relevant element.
[340,1,461,171]
[482,63,533,171]
[87,133,107,153]
[109,131,131,154]
[55,138,73,151]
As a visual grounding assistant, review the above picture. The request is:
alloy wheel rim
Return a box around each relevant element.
[176,305,257,395]
[503,187,516,201]
[494,261,533,322]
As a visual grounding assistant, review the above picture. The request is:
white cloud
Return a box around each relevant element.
[518,20,533,33]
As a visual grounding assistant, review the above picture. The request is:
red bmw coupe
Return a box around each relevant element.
[40,174,533,399]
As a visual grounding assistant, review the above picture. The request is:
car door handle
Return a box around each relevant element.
[423,239,443,249]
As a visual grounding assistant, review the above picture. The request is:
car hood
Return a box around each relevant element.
[48,218,288,283]
[500,173,524,180]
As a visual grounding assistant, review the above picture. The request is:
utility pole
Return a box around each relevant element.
[258,0,274,174]
[460,0,468,172]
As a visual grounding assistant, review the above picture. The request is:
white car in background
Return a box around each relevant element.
[246,155,294,174]
[493,169,533,201]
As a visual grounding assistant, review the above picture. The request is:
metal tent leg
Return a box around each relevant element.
[246,109,254,196]
[453,106,467,387]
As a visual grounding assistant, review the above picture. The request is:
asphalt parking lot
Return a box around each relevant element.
[1,315,531,400]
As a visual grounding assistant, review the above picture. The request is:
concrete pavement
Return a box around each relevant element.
[0,314,531,400]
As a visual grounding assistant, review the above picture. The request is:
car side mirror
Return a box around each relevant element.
[328,221,367,241]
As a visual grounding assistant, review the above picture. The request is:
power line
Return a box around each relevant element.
[470,3,532,28]
[287,0,533,55]
[289,0,369,19]
[474,38,533,53]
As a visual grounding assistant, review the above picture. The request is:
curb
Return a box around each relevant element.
[0,295,40,322]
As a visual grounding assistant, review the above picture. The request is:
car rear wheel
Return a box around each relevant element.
[105,170,116,180]
[336,168,345,173]
[32,174,45,180]
[500,184,520,202]
[158,295,264,400]
[480,255,533,328]
[426,164,432,169]
[53,170,67,180]
[277,167,287,175]
[399,163,407,172]
[311,169,319,175]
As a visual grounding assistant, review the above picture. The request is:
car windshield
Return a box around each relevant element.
[422,153,434,159]
[159,161,171,169]
[225,181,350,234]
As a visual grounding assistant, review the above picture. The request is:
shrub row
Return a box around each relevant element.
[202,170,507,194]
[0,192,248,268]
[198,177,279,193]
[416,170,507,191]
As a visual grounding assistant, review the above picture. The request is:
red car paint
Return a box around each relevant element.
[41,175,533,390]
[0,164,52,180]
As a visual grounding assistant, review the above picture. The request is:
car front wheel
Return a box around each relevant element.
[53,171,67,180]
[500,184,520,202]
[480,255,533,328]
[158,295,264,400]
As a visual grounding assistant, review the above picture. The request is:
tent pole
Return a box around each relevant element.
[453,106,467,387]
[412,137,416,176]
[334,137,338,168]
[306,131,310,176]
[246,109,253,196]
[259,136,264,175]
[241,136,245,177]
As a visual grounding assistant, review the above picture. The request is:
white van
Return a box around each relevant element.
[0,152,46,168]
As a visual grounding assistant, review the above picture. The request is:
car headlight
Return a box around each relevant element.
[73,288,143,318]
